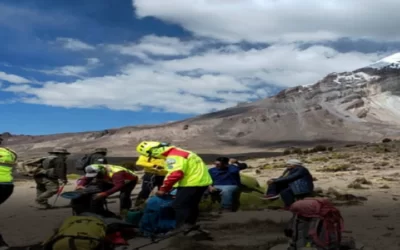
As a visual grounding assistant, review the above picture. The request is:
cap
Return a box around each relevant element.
[85,165,102,178]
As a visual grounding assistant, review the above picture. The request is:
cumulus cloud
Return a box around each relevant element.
[37,58,101,77]
[133,0,400,43]
[56,37,95,51]
[0,71,30,84]
[3,39,384,114]
[106,35,204,60]
[0,1,396,115]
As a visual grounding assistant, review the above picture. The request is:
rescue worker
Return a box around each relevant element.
[34,147,69,209]
[136,141,213,235]
[134,155,167,207]
[0,147,18,248]
[76,164,138,218]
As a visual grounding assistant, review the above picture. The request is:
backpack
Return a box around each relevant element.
[42,216,110,250]
[139,195,176,237]
[17,156,55,177]
[285,198,344,250]
[75,154,91,171]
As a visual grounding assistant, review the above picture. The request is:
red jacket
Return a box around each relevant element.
[79,171,137,196]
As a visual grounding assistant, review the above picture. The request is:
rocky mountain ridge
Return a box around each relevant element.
[2,55,400,157]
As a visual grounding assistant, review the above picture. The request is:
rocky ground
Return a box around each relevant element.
[1,140,400,250]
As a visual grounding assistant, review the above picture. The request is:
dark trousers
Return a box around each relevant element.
[137,173,165,200]
[172,186,207,229]
[267,182,296,207]
[119,180,137,211]
[0,184,13,205]
[0,184,14,246]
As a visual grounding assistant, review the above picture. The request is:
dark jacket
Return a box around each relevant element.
[89,153,108,165]
[209,162,248,186]
[43,156,68,181]
[273,166,314,195]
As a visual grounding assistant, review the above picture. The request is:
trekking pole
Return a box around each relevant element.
[53,184,65,207]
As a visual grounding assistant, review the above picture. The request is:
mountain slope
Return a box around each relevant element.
[2,55,400,157]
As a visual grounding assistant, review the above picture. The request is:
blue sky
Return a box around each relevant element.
[1,0,399,135]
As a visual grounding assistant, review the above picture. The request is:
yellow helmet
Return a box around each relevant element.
[0,147,18,164]
[136,141,171,158]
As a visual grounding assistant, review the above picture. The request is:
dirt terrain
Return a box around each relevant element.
[1,140,400,250]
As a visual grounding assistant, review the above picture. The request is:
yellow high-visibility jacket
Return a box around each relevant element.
[135,156,168,176]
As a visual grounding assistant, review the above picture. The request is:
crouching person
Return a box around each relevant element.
[76,164,138,219]
[262,159,314,208]
[208,157,247,212]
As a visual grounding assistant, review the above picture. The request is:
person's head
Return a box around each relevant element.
[136,141,171,159]
[48,147,70,159]
[94,148,107,156]
[286,159,303,169]
[0,147,18,166]
[85,165,106,178]
[215,157,229,168]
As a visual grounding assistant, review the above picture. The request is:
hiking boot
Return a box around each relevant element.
[260,194,280,200]
[33,201,51,209]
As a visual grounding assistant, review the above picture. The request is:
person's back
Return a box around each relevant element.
[165,147,212,188]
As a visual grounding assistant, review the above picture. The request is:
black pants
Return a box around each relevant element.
[137,173,165,200]
[119,180,137,211]
[0,184,14,246]
[172,186,207,229]
[0,184,13,205]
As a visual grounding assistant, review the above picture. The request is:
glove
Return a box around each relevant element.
[93,192,107,200]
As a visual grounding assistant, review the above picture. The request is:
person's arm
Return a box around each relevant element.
[102,172,126,196]
[229,159,248,170]
[76,176,93,187]
[159,156,185,192]
[273,167,305,184]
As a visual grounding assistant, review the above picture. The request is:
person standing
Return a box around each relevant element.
[136,141,212,235]
[0,147,18,248]
[34,147,69,209]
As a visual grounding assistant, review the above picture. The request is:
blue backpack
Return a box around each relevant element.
[139,195,176,237]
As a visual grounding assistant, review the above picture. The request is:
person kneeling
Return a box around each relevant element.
[208,157,247,212]
[262,159,314,208]
[76,164,138,219]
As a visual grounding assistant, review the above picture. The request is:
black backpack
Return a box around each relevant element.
[75,154,91,171]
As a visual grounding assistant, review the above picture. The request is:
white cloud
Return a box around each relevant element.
[0,71,30,84]
[133,0,400,43]
[56,37,95,51]
[38,58,100,77]
[3,39,385,114]
[106,35,204,59]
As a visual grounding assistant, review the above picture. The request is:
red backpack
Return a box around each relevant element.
[286,198,344,249]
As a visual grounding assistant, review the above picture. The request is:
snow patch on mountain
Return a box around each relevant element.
[368,52,400,69]
[333,72,380,85]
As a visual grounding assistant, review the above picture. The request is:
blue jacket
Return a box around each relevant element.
[209,163,247,186]
[273,166,314,195]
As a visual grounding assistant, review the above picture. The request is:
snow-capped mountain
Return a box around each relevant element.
[368,52,400,69]
[3,54,400,157]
